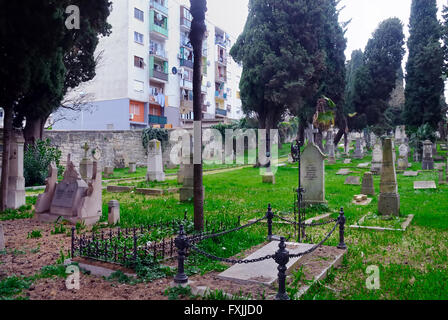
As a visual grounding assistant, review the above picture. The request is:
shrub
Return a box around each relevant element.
[24,139,64,187]
[141,128,169,154]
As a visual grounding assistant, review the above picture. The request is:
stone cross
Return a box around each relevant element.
[82,142,90,159]
[305,124,318,145]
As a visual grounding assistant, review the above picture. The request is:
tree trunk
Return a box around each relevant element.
[1,107,13,211]
[190,0,207,232]
[334,128,344,146]
[23,116,46,149]
[315,130,324,152]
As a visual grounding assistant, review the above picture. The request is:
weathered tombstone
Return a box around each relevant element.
[395,126,403,144]
[403,171,419,177]
[354,138,364,159]
[397,144,409,171]
[345,176,361,185]
[7,131,26,209]
[326,130,336,164]
[414,181,436,190]
[0,224,5,251]
[108,200,120,225]
[300,143,327,206]
[146,139,165,182]
[336,169,352,175]
[177,164,185,184]
[371,142,383,176]
[305,124,318,145]
[357,163,370,168]
[128,162,137,174]
[179,155,195,202]
[378,138,400,216]
[344,159,352,164]
[79,142,93,180]
[361,172,375,195]
[36,155,102,225]
[438,169,446,185]
[35,163,58,214]
[104,166,114,178]
[422,140,434,170]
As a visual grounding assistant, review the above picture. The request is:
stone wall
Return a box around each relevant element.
[43,130,172,169]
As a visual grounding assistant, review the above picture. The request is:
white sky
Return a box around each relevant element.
[202,0,447,60]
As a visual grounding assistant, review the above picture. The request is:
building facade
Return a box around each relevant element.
[53,0,243,130]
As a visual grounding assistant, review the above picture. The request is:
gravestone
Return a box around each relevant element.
[36,155,102,225]
[354,138,364,159]
[344,159,352,164]
[79,142,93,180]
[352,194,372,206]
[108,200,120,225]
[438,169,446,185]
[300,143,327,206]
[305,124,318,145]
[104,166,114,178]
[7,131,26,209]
[128,162,137,174]
[361,172,375,195]
[180,156,197,202]
[414,181,436,190]
[0,224,4,251]
[336,169,352,176]
[146,139,165,182]
[357,163,370,168]
[35,163,58,214]
[397,144,409,171]
[422,140,434,170]
[371,142,383,175]
[326,130,336,164]
[345,176,361,185]
[378,138,400,216]
[395,126,404,144]
[403,171,419,177]
[177,164,185,184]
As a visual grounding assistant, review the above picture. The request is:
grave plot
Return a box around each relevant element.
[350,212,414,232]
[107,180,182,196]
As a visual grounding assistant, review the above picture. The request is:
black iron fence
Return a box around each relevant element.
[71,216,241,268]
[173,204,347,300]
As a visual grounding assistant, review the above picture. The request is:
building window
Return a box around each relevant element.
[134,56,145,69]
[133,80,144,92]
[134,8,144,21]
[134,32,144,44]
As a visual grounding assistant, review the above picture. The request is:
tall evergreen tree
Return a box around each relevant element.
[350,18,405,133]
[403,0,444,130]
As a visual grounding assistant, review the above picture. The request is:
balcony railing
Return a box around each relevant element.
[181,80,193,90]
[150,1,169,15]
[150,48,167,59]
[151,69,168,81]
[216,108,227,117]
[180,17,191,29]
[150,23,168,37]
[215,38,227,47]
[149,115,167,125]
[180,59,194,69]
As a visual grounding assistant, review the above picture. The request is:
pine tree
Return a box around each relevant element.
[403,0,444,130]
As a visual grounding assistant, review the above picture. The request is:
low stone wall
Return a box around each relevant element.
[43,130,175,169]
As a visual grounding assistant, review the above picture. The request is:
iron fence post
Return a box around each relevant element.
[338,207,347,250]
[71,227,75,258]
[133,227,138,263]
[274,237,290,300]
[174,225,189,284]
[266,204,274,241]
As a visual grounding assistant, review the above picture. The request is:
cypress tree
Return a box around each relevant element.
[403,0,444,130]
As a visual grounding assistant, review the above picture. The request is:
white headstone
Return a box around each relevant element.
[300,143,327,205]
[146,139,165,182]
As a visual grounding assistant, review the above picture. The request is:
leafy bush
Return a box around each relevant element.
[24,139,64,187]
[409,123,437,152]
[141,128,169,154]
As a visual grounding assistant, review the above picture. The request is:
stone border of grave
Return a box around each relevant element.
[135,188,180,196]
[64,258,137,279]
[350,213,414,232]
[248,213,332,225]
[106,186,135,193]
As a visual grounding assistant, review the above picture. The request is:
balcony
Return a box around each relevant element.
[150,0,169,16]
[150,48,168,60]
[180,17,191,30]
[150,69,168,81]
[215,38,227,48]
[149,115,167,125]
[180,59,194,69]
[150,22,168,38]
[216,108,227,117]
[181,79,193,90]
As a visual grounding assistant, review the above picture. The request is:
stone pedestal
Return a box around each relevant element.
[262,171,276,184]
[128,162,136,174]
[108,200,120,225]
[7,131,26,209]
[80,158,93,180]
[361,172,375,196]
[378,138,400,216]
[422,140,434,170]
[147,139,165,182]
[177,164,185,184]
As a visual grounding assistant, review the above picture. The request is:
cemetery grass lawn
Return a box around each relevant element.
[103,147,448,300]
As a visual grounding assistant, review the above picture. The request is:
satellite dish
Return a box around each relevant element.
[172,67,178,75]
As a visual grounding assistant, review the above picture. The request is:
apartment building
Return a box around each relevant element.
[53,0,243,130]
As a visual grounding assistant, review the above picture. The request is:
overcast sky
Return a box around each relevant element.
[202,0,447,60]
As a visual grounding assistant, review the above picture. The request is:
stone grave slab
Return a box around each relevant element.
[414,181,437,190]
[350,214,414,232]
[403,171,419,177]
[345,176,361,185]
[218,241,315,286]
[434,163,446,170]
[336,169,352,176]
[352,194,373,206]
[357,163,370,168]
[343,159,352,164]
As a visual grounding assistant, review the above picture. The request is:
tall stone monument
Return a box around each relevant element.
[7,131,26,209]
[378,138,400,216]
[300,143,327,206]
[35,155,102,225]
[422,140,434,170]
[146,139,165,182]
